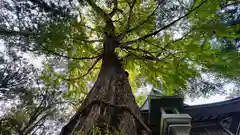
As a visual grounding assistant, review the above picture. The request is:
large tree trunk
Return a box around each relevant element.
[59,38,150,135]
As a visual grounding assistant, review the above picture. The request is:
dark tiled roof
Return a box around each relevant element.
[184,97,240,122]
[191,125,233,135]
[141,94,240,122]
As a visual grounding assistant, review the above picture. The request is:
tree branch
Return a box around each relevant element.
[143,28,193,54]
[124,48,171,62]
[116,0,137,40]
[120,29,192,61]
[85,0,111,24]
[125,0,137,31]
[125,0,165,34]
[46,49,101,60]
[121,0,207,46]
[85,0,115,36]
[142,39,180,59]
[24,111,50,134]
[79,24,101,32]
[73,38,104,43]
[109,0,118,17]
[64,55,102,81]
[22,91,48,134]
[120,46,158,56]
[0,27,35,37]
[126,50,152,60]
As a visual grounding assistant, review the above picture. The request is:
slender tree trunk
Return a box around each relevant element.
[60,37,150,135]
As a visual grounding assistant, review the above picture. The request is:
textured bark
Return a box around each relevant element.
[59,38,150,135]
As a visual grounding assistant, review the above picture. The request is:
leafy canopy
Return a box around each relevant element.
[1,0,240,101]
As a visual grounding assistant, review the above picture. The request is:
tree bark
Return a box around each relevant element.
[59,38,150,135]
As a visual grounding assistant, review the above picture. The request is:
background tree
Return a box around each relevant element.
[1,0,240,135]
[206,2,240,99]
[0,48,73,135]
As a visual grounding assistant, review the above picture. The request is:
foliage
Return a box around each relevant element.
[0,0,240,134]
[1,0,240,100]
[200,2,240,98]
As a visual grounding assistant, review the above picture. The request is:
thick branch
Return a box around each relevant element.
[122,0,207,46]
